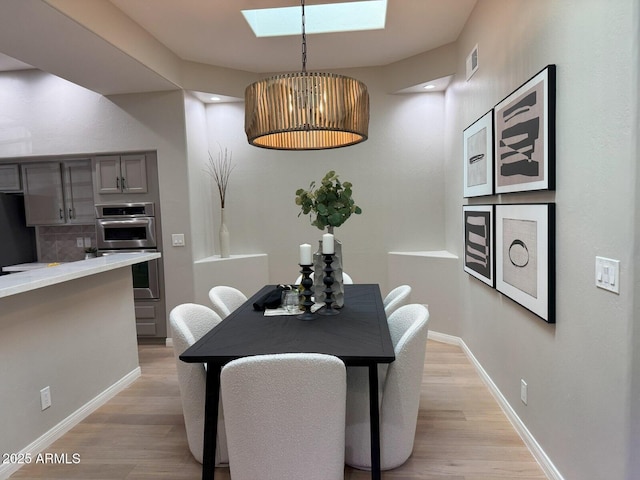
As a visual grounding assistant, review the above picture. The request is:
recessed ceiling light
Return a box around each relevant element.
[242,0,387,38]
[392,75,453,95]
[191,91,244,104]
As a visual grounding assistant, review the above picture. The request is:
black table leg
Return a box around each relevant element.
[368,364,381,480]
[203,364,221,480]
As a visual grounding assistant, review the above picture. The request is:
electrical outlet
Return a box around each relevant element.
[520,379,528,405]
[84,237,91,247]
[76,237,84,248]
[40,386,52,410]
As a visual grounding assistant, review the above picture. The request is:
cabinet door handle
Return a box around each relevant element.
[116,177,120,189]
[121,177,126,190]
[59,208,63,219]
[69,208,73,219]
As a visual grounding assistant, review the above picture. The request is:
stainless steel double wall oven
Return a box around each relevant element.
[95,202,165,337]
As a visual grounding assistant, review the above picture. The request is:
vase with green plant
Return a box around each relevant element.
[295,170,362,307]
[206,146,235,258]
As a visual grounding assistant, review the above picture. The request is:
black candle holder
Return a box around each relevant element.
[297,264,315,321]
[319,254,339,316]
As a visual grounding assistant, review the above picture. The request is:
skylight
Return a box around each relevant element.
[242,0,387,38]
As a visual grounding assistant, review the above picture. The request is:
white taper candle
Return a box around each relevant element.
[299,243,312,264]
[322,233,335,254]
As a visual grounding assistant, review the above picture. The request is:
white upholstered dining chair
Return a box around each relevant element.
[295,271,354,284]
[208,285,247,319]
[383,284,412,317]
[169,303,229,466]
[221,353,347,480]
[344,303,430,470]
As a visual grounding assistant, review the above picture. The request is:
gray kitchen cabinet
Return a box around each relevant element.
[94,154,147,194]
[22,163,65,225]
[62,160,95,224]
[0,164,22,192]
[22,160,94,225]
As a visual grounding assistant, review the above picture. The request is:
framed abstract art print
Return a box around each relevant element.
[463,204,494,287]
[494,65,556,194]
[463,110,494,197]
[495,203,555,323]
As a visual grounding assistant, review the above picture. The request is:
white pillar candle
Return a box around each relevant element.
[299,243,312,264]
[322,233,335,254]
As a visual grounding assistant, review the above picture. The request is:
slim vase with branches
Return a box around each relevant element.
[206,146,235,258]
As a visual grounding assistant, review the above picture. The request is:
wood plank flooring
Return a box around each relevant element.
[10,340,547,480]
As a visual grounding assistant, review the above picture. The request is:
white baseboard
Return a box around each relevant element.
[427,331,564,480]
[427,330,459,345]
[0,367,141,480]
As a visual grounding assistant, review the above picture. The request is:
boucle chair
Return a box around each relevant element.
[169,303,229,465]
[383,284,412,317]
[295,272,354,284]
[208,285,247,319]
[345,303,430,470]
[221,353,347,480]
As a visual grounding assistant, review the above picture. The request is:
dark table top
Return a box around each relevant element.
[180,284,395,367]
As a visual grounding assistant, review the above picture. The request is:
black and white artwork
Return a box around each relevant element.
[502,218,537,297]
[494,65,556,194]
[463,110,494,197]
[496,204,555,323]
[463,205,494,287]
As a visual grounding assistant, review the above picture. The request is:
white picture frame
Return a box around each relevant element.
[463,204,494,287]
[494,65,556,194]
[495,203,555,323]
[463,110,494,197]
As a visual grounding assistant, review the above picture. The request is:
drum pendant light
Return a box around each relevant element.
[244,0,369,150]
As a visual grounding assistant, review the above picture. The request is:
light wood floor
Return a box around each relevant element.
[11,340,547,480]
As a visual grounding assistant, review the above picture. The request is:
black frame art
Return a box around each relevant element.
[463,110,494,197]
[495,203,555,323]
[463,204,494,287]
[494,65,556,194]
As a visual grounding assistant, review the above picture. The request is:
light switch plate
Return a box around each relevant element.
[171,233,185,247]
[595,256,620,294]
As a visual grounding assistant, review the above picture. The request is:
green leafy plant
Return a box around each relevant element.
[295,170,362,231]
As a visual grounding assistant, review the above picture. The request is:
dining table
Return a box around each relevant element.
[179,283,395,480]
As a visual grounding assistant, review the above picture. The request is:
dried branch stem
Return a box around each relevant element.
[206,147,235,208]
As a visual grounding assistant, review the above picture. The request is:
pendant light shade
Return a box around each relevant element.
[245,71,369,150]
[244,0,369,150]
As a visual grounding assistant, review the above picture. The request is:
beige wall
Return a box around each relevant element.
[445,1,639,479]
[1,1,640,477]
[0,268,139,463]
[199,70,446,290]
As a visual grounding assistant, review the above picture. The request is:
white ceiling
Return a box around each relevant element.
[0,1,476,72]
[0,52,33,72]
[106,0,477,73]
[0,0,476,94]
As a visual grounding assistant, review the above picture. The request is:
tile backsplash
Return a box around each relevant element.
[36,225,97,262]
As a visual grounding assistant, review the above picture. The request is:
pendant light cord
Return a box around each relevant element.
[301,0,307,73]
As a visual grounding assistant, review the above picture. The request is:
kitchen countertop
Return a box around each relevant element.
[0,252,161,299]
[2,262,66,273]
